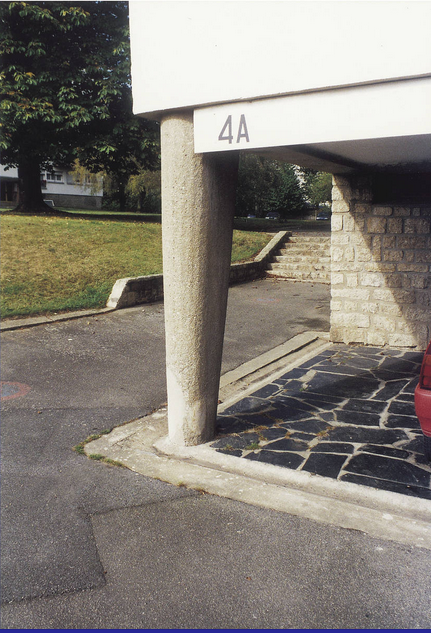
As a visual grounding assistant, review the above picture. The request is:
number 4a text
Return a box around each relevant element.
[218,115,250,144]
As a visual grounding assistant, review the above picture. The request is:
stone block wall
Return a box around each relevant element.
[330,174,431,350]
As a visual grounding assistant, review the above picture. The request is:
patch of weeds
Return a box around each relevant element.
[245,442,260,451]
[73,443,86,455]
[88,454,124,467]
[103,457,124,468]
[73,430,122,468]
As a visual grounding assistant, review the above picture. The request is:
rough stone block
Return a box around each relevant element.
[331,233,350,245]
[374,206,393,216]
[362,302,379,313]
[332,288,371,300]
[393,207,412,217]
[344,301,358,312]
[360,272,384,287]
[332,200,350,215]
[388,332,418,348]
[379,303,403,317]
[373,315,396,333]
[398,236,427,249]
[331,273,344,285]
[397,263,429,273]
[367,331,388,346]
[373,288,415,304]
[331,312,370,328]
[416,250,431,262]
[356,247,372,262]
[367,217,387,233]
[353,203,372,214]
[331,215,343,232]
[333,326,367,344]
[387,218,403,233]
[404,218,430,234]
[382,236,396,248]
[330,300,343,311]
[403,250,415,262]
[383,249,403,262]
[365,262,396,273]
[331,246,345,262]
[385,274,403,288]
[411,276,429,289]
[346,273,358,287]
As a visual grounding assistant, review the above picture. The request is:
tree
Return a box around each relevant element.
[299,168,333,208]
[0,1,159,213]
[235,154,307,217]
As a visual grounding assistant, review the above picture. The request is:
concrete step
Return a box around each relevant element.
[266,232,331,283]
[269,261,331,274]
[274,255,331,265]
[288,234,331,244]
[266,268,331,283]
[277,249,330,260]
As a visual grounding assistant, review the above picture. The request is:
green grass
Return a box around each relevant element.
[1,213,272,319]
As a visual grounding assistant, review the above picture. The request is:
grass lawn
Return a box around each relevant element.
[1,213,272,319]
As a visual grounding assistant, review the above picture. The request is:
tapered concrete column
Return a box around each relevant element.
[161,112,239,446]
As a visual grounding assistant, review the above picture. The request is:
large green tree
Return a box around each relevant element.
[235,154,307,218]
[0,1,159,213]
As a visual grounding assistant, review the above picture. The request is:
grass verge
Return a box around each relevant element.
[1,213,272,319]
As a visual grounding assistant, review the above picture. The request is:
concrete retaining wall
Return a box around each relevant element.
[107,230,289,309]
[43,193,103,209]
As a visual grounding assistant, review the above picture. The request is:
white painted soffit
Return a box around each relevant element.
[129,1,431,117]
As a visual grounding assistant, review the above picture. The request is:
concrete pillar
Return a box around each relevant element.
[161,112,239,446]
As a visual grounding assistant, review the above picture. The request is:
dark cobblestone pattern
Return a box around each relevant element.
[213,345,431,500]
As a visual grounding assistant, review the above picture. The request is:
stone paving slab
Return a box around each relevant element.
[211,344,431,501]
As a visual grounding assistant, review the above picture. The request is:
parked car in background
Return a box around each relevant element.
[414,341,431,461]
[316,209,331,220]
[246,213,257,219]
[265,211,280,220]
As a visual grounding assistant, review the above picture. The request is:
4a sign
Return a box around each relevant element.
[218,114,250,145]
[193,80,431,154]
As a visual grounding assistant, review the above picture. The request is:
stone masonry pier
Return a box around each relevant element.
[330,174,431,351]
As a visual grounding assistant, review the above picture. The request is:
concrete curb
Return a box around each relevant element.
[1,307,115,332]
[84,331,431,551]
[106,230,290,309]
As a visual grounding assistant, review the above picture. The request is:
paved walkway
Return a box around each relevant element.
[212,344,431,500]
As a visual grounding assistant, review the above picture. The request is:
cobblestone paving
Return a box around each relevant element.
[212,344,431,500]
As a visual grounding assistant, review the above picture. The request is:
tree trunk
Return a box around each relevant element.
[118,181,126,213]
[14,158,56,214]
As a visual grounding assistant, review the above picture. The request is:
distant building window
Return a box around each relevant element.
[43,171,63,183]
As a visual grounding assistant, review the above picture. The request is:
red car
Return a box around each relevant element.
[414,340,431,461]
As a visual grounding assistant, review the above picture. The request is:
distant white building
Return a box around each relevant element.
[0,164,103,209]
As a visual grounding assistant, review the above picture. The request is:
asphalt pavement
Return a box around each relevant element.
[2,278,431,629]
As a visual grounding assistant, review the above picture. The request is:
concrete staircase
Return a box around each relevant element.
[266,232,331,283]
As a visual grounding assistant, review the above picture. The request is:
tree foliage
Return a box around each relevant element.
[0,1,159,213]
[299,169,332,207]
[235,154,307,217]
